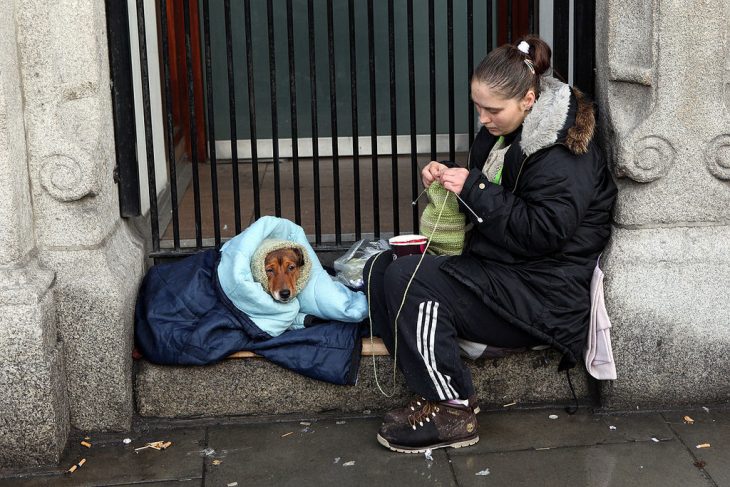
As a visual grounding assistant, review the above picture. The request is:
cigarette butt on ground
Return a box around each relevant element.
[80,441,92,448]
[683,416,695,424]
[281,432,294,437]
[68,457,87,473]
[696,443,711,449]
[503,402,517,407]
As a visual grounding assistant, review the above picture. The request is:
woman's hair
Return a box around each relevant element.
[472,35,552,100]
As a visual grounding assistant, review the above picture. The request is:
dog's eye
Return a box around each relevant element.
[266,268,274,274]
[288,265,296,271]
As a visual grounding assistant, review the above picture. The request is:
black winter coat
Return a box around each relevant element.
[440,76,617,368]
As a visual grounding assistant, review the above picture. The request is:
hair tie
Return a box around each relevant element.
[517,41,535,73]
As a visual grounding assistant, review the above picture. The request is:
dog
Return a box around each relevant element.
[264,247,305,303]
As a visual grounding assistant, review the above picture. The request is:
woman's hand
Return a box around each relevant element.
[439,168,470,195]
[421,161,446,188]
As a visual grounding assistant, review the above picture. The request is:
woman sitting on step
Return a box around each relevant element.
[364,35,617,453]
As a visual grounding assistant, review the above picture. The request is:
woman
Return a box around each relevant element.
[365,35,617,453]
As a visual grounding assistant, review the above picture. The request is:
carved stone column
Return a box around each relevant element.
[0,0,69,467]
[15,0,145,431]
[596,0,730,407]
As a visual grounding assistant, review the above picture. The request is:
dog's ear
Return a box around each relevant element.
[293,247,305,267]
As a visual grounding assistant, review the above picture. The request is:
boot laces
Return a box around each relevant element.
[408,401,440,430]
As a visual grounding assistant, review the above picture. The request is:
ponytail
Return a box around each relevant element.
[473,35,552,100]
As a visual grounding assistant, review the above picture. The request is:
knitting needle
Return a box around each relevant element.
[411,187,428,205]
[453,193,484,223]
[412,186,484,223]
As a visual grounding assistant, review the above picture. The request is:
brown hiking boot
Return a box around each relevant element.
[376,401,479,453]
[382,395,480,424]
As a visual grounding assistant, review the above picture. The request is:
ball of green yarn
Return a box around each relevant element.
[419,182,465,255]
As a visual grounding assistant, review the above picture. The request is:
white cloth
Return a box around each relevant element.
[584,259,617,380]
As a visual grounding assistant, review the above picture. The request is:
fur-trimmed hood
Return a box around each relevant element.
[520,76,595,157]
[251,238,312,297]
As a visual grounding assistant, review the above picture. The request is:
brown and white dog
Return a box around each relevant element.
[263,247,305,303]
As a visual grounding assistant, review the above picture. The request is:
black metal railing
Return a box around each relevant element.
[110,0,595,261]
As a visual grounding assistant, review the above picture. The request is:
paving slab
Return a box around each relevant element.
[453,409,675,454]
[448,440,712,487]
[0,428,205,487]
[664,409,730,486]
[204,417,456,487]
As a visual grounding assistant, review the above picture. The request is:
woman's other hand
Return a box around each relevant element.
[421,161,446,188]
[439,167,470,195]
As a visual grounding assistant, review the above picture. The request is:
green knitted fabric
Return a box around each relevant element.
[419,182,465,255]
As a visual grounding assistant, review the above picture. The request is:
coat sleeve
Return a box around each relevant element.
[460,146,595,257]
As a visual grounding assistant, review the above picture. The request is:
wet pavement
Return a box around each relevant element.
[1,407,728,486]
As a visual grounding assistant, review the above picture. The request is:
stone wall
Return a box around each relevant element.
[0,0,68,467]
[0,0,145,469]
[14,0,146,432]
[595,0,730,408]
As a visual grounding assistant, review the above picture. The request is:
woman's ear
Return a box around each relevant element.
[521,90,536,111]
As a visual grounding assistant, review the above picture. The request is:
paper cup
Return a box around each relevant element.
[389,234,428,259]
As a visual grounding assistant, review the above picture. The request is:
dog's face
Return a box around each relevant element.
[264,248,305,303]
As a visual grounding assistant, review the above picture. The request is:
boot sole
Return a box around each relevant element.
[376,433,479,453]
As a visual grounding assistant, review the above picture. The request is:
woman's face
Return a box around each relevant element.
[471,80,535,136]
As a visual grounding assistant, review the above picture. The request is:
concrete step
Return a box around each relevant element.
[134,339,596,418]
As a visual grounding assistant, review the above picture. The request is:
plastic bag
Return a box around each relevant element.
[333,239,390,289]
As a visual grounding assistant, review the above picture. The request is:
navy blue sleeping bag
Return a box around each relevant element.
[134,250,362,385]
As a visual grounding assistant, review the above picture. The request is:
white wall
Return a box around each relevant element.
[127,0,169,215]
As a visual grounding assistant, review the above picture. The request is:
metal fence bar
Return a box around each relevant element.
[158,0,180,248]
[134,0,160,252]
[202,0,221,248]
[286,0,301,225]
[528,0,537,34]
[407,0,418,233]
[348,0,362,240]
[552,0,570,82]
[388,0,399,235]
[447,1,455,161]
[487,0,494,52]
[507,0,513,43]
[307,0,322,244]
[266,0,282,217]
[467,0,474,147]
[106,0,141,218]
[223,0,241,235]
[182,0,203,247]
[243,0,261,221]
[326,0,342,245]
[428,0,436,160]
[573,0,595,99]
[367,0,380,237]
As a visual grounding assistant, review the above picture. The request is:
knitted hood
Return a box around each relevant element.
[250,238,312,298]
[217,216,368,338]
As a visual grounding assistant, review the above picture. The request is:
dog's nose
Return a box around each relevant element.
[280,289,291,300]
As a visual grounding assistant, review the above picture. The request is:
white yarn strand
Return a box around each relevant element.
[367,191,452,397]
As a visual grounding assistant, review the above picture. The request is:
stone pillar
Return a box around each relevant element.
[0,1,69,468]
[596,0,730,407]
[15,0,145,431]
